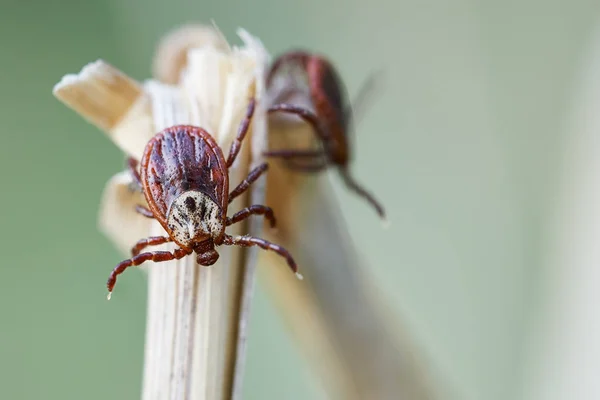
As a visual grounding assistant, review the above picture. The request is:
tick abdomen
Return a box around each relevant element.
[140,125,229,242]
[145,130,224,209]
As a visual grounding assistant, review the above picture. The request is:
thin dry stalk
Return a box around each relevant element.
[53,28,270,400]
[256,111,439,400]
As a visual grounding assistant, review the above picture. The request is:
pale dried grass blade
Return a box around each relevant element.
[153,23,230,85]
[52,60,141,131]
[53,25,271,400]
[259,116,440,399]
[97,171,152,255]
[229,28,272,400]
[141,29,266,400]
[52,59,155,160]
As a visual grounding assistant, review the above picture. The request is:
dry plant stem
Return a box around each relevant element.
[53,60,142,131]
[262,117,439,400]
[53,27,269,400]
[53,60,155,160]
[228,29,271,400]
[141,79,251,400]
[152,24,229,85]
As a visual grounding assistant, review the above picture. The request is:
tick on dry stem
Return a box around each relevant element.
[106,97,302,299]
[265,51,387,221]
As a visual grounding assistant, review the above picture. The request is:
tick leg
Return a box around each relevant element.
[223,234,302,279]
[107,247,191,298]
[128,159,153,218]
[339,168,386,220]
[284,160,328,172]
[263,148,328,172]
[226,98,256,168]
[135,205,155,218]
[227,205,276,228]
[229,162,268,204]
[127,157,142,187]
[279,156,328,173]
[268,103,327,142]
[263,149,324,159]
[131,236,172,256]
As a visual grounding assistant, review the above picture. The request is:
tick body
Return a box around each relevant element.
[265,50,386,220]
[107,98,301,298]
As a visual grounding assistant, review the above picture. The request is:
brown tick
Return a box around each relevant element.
[265,50,386,220]
[107,98,302,299]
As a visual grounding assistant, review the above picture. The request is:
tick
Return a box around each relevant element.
[265,50,386,220]
[106,98,302,299]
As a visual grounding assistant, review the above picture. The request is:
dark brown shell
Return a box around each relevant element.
[306,56,350,165]
[267,51,351,165]
[140,125,229,237]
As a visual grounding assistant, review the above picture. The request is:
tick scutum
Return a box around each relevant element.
[167,191,224,247]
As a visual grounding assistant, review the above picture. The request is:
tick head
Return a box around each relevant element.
[196,248,219,266]
[192,238,219,266]
[167,191,224,246]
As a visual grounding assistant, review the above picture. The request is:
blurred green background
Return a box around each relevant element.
[2,0,600,399]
